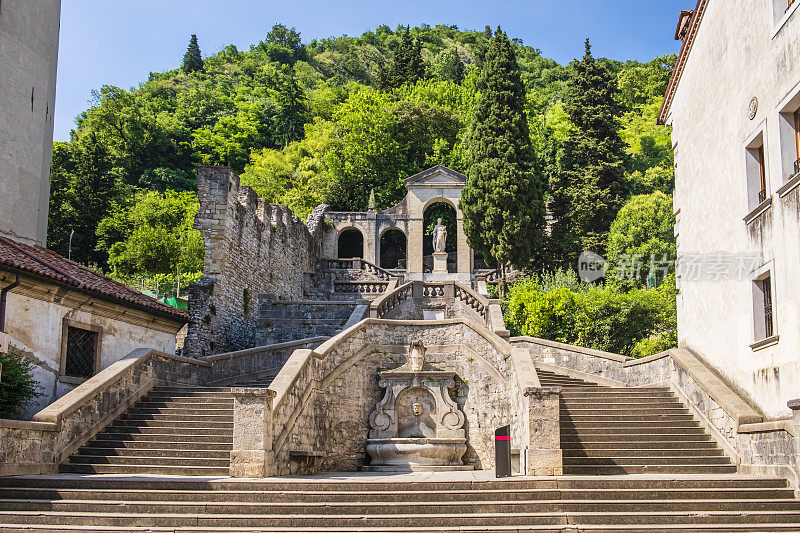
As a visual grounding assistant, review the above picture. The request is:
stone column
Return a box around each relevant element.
[456,216,470,274]
[524,386,563,476]
[231,388,276,477]
[408,216,425,274]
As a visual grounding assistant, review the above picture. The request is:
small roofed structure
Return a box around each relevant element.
[321,165,476,280]
[0,236,187,417]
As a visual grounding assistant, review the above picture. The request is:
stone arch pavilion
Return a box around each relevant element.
[322,165,473,280]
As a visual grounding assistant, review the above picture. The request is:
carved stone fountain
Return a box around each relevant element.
[365,341,469,471]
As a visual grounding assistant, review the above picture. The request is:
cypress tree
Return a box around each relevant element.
[548,39,628,267]
[181,34,204,73]
[383,27,424,89]
[459,27,547,289]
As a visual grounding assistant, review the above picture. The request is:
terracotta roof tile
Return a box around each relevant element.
[0,236,188,323]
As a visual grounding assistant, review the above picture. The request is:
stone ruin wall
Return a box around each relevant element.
[184,166,328,358]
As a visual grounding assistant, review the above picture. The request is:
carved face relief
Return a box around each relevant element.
[412,402,423,417]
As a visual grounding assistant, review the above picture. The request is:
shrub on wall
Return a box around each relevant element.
[0,348,40,419]
[505,274,676,358]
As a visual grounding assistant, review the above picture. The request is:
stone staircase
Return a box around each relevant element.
[0,476,799,531]
[537,369,737,475]
[257,300,357,345]
[59,385,235,476]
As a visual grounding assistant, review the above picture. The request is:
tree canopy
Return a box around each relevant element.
[48,22,676,307]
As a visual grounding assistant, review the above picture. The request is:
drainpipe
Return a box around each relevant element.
[0,274,20,333]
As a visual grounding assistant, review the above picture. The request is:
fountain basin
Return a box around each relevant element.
[365,438,469,471]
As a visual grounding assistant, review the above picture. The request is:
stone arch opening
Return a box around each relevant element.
[379,228,407,270]
[423,201,457,273]
[337,228,363,259]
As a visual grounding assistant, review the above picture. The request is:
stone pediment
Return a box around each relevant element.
[404,165,467,190]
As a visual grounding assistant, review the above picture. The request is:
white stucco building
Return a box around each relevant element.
[659,0,800,417]
[0,0,61,246]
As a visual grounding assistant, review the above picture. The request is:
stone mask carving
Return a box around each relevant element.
[412,402,423,417]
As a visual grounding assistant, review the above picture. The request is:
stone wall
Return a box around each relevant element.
[185,166,328,357]
[268,319,527,474]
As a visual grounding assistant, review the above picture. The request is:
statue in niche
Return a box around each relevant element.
[433,218,447,253]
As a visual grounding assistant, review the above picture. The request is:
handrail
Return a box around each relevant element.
[454,282,489,320]
[372,281,414,318]
[320,258,401,281]
[474,265,505,284]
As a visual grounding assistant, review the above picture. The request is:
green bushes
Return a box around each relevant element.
[0,348,39,418]
[505,272,676,358]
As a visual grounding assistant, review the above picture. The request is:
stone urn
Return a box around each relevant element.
[365,342,468,471]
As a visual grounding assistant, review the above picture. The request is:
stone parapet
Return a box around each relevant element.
[231,388,276,477]
[523,386,563,476]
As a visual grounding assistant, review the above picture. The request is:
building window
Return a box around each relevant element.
[62,324,100,379]
[752,274,775,342]
[745,133,768,210]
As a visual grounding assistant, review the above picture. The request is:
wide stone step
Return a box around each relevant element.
[110,419,233,429]
[95,431,232,441]
[120,412,233,422]
[2,476,787,491]
[562,421,701,429]
[151,386,232,392]
[562,448,725,457]
[2,499,798,515]
[563,455,731,465]
[66,454,229,467]
[87,439,232,450]
[562,415,697,423]
[128,406,234,415]
[561,428,716,445]
[141,394,235,402]
[77,447,231,459]
[2,486,794,503]
[562,465,739,474]
[57,464,230,476]
[1,509,798,527]
[560,407,689,415]
[561,426,706,435]
[2,487,794,505]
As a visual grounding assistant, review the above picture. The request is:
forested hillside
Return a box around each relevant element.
[47,24,677,355]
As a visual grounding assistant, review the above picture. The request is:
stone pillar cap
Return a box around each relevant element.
[231,387,277,399]
[524,386,563,396]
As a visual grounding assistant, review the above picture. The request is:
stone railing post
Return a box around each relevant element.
[443,281,455,299]
[788,399,800,480]
[231,388,276,477]
[524,386,563,475]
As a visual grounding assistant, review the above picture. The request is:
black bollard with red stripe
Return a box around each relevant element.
[494,425,511,478]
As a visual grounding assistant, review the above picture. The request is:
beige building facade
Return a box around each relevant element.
[322,165,477,280]
[0,237,187,418]
[660,0,800,417]
[0,0,61,246]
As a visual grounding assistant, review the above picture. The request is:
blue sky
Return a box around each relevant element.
[55,1,687,141]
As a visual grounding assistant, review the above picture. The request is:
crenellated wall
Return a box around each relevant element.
[184,166,328,357]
